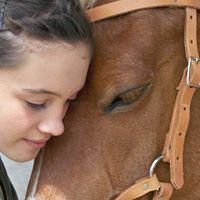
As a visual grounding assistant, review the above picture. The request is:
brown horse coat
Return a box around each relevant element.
[27,1,200,199]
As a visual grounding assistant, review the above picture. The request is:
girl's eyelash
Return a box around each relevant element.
[26,101,46,110]
[69,98,76,102]
[26,98,76,110]
[66,99,76,105]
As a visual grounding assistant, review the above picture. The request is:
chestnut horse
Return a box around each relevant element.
[26,0,200,199]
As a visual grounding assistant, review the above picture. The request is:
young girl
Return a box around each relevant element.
[0,0,93,199]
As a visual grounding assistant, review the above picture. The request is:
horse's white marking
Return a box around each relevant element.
[0,153,34,200]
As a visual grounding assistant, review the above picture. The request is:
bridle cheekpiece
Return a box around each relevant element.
[86,0,200,199]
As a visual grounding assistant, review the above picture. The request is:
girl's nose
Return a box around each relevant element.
[38,119,65,136]
[37,102,70,136]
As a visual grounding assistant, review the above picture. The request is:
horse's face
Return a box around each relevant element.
[33,1,200,200]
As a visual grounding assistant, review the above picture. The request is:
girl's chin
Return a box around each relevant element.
[3,151,39,163]
[13,156,36,163]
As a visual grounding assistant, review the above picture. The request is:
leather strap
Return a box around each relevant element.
[185,8,199,58]
[86,0,200,22]
[85,1,200,200]
[115,175,160,200]
[153,183,173,200]
[162,7,200,189]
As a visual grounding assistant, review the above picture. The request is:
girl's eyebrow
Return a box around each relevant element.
[22,88,61,97]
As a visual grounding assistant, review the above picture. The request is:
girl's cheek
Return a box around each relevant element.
[0,103,36,131]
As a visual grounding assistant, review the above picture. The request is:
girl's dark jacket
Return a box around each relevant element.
[0,157,18,200]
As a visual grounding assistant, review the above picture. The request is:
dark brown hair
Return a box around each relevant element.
[0,0,93,68]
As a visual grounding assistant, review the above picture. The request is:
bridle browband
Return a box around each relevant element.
[86,0,200,199]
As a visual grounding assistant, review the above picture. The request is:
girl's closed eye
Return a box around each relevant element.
[26,101,46,110]
[68,98,77,103]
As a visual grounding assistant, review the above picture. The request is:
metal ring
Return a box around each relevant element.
[149,155,164,177]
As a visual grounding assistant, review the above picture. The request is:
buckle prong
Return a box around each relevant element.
[186,57,200,88]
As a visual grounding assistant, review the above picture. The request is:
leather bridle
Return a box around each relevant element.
[86,0,200,199]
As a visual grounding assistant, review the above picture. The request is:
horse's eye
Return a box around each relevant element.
[103,83,151,113]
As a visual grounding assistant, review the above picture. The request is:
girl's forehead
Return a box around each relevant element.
[21,36,74,55]
[0,39,90,100]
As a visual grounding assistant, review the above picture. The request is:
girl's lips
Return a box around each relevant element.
[23,138,48,149]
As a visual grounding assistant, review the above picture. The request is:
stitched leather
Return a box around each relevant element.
[85,1,200,200]
[86,0,200,22]
[153,183,173,200]
[115,175,160,200]
[162,7,200,189]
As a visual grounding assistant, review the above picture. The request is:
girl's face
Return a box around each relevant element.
[0,41,90,162]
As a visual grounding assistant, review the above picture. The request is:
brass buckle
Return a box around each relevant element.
[186,57,200,88]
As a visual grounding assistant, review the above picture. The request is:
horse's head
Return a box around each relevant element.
[27,1,200,199]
